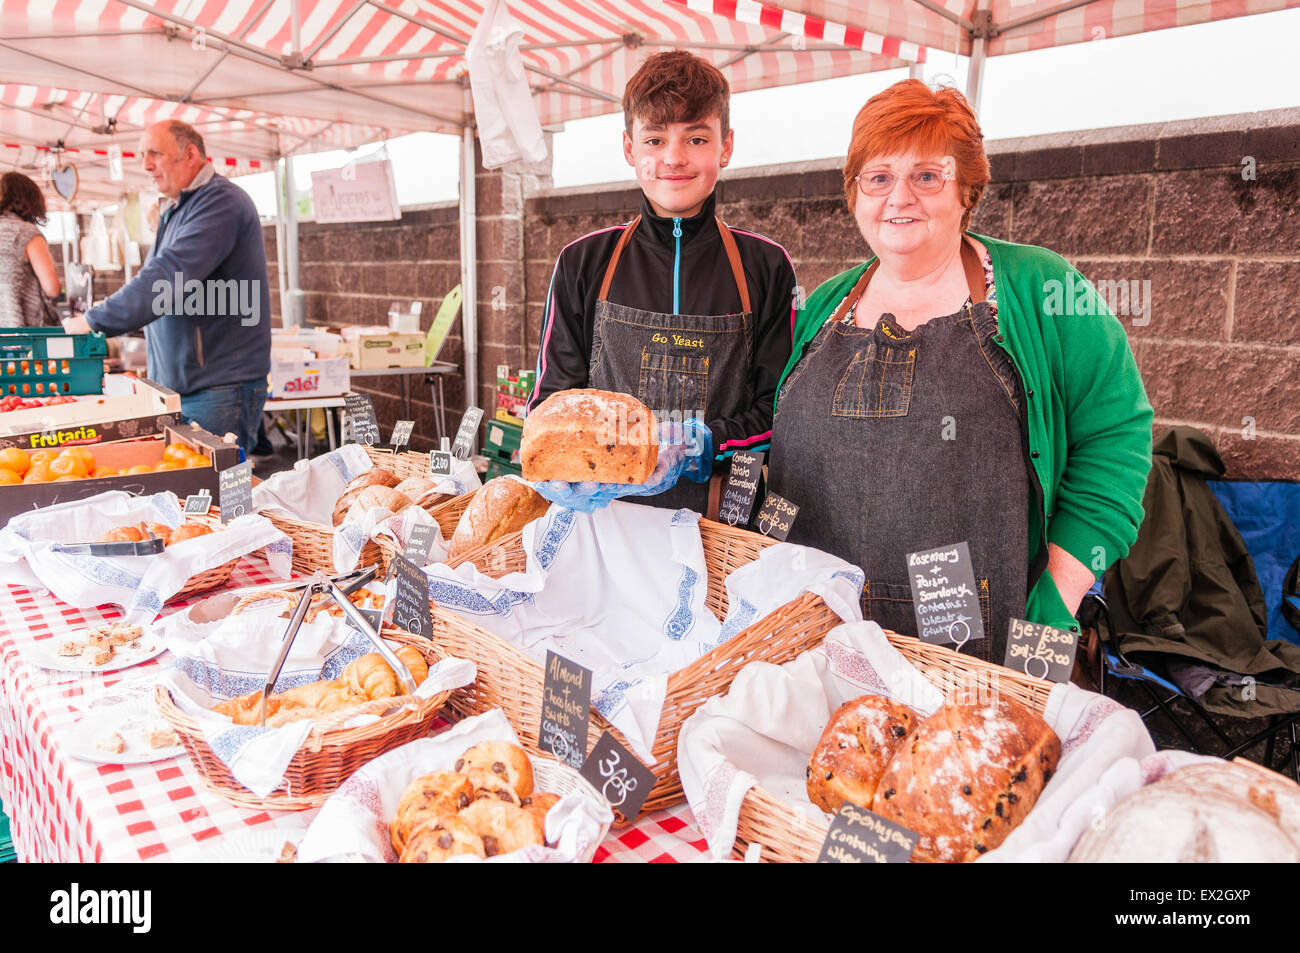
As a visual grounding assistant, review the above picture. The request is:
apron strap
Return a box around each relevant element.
[597,216,642,303]
[829,235,987,325]
[596,213,754,315]
[715,217,752,315]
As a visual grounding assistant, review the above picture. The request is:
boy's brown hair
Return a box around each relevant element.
[622,51,730,135]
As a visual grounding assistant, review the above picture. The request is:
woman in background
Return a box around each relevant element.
[0,171,62,327]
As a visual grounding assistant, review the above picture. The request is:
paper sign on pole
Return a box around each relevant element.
[310,160,401,224]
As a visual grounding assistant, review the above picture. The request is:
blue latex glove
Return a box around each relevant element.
[531,418,713,513]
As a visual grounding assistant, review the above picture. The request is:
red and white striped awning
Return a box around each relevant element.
[1,0,1293,205]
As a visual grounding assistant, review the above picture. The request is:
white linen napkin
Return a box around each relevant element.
[297,709,612,863]
[423,502,864,763]
[250,444,373,525]
[0,490,292,622]
[678,620,1156,861]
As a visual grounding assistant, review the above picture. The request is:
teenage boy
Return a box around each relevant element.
[527,50,796,515]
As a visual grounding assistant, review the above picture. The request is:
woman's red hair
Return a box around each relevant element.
[843,80,990,231]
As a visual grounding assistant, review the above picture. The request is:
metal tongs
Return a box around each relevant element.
[258,568,418,726]
[52,531,166,557]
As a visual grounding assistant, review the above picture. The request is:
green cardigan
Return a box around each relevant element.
[779,233,1154,632]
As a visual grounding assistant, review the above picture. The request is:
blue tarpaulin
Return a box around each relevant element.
[1210,480,1300,646]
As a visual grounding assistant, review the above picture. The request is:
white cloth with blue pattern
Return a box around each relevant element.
[249,444,373,526]
[0,490,293,622]
[159,604,477,799]
[422,501,865,763]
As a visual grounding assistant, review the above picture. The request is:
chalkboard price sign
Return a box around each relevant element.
[403,523,438,567]
[451,406,484,460]
[218,461,253,524]
[390,419,415,452]
[755,491,798,541]
[906,541,985,650]
[540,650,591,769]
[388,554,432,640]
[428,450,453,477]
[1004,617,1079,682]
[817,803,918,863]
[344,394,380,446]
[183,491,212,515]
[579,731,657,824]
[718,450,764,527]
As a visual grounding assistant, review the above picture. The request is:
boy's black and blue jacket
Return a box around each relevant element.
[86,167,271,396]
[528,192,796,460]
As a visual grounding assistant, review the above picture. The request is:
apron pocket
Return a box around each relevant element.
[832,341,915,418]
[638,348,710,421]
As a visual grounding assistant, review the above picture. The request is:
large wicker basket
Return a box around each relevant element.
[261,448,470,575]
[165,507,239,603]
[373,489,478,568]
[155,628,455,811]
[732,631,1055,862]
[430,515,845,818]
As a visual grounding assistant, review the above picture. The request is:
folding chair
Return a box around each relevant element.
[1079,583,1300,782]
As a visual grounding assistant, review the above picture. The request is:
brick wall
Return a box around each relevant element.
[259,107,1299,476]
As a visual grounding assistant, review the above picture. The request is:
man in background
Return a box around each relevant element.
[64,120,271,455]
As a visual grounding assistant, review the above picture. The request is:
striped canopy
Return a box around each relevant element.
[1,0,1292,205]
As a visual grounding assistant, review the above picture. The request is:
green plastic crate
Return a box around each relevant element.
[0,328,108,397]
[485,458,521,482]
[483,417,523,466]
[0,796,15,863]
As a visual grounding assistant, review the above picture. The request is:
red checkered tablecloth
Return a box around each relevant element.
[0,559,710,863]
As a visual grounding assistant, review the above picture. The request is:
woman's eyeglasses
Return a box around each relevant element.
[854,168,954,197]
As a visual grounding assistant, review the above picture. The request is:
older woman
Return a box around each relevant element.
[0,171,61,327]
[768,80,1152,664]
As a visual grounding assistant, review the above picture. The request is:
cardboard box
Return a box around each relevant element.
[0,377,182,451]
[344,330,425,369]
[0,423,240,526]
[269,357,351,398]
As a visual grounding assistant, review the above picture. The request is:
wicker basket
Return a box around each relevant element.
[373,489,478,568]
[155,629,455,811]
[732,631,1055,863]
[165,507,239,603]
[430,516,844,818]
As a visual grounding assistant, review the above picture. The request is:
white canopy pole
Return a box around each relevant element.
[283,153,302,327]
[273,146,289,326]
[458,86,479,441]
[966,2,991,115]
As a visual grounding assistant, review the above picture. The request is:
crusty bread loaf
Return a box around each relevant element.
[520,389,658,484]
[806,695,917,814]
[1070,761,1300,862]
[343,485,411,524]
[333,468,400,525]
[870,697,1060,862]
[447,477,549,562]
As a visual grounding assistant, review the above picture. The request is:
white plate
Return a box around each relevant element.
[64,697,184,765]
[29,631,167,674]
[167,829,304,864]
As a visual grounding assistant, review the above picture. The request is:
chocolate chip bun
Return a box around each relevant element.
[806,695,917,815]
[458,800,544,857]
[455,741,535,798]
[464,767,522,806]
[399,815,485,863]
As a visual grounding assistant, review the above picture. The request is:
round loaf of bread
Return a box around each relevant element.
[520,389,659,484]
[447,477,550,562]
[167,523,214,545]
[343,485,411,524]
[99,525,144,543]
[870,696,1061,863]
[333,469,400,525]
[1069,761,1300,862]
[806,695,917,815]
[393,476,437,499]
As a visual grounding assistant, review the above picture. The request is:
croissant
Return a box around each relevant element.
[213,690,282,726]
[393,645,429,687]
[342,653,400,700]
[278,679,346,709]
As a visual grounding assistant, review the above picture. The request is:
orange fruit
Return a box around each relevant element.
[154,461,180,472]
[52,475,79,482]
[30,449,57,466]
[162,443,192,464]
[90,467,116,479]
[124,464,155,475]
[184,453,209,469]
[22,464,51,484]
[0,448,30,476]
[49,454,88,479]
[64,447,96,469]
[0,468,21,485]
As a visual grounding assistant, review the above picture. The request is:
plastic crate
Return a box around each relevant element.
[0,328,108,397]
[485,458,521,481]
[483,417,522,466]
[0,796,15,863]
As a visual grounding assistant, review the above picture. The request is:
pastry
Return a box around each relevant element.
[333,469,400,525]
[1070,762,1300,862]
[521,389,659,484]
[277,679,347,709]
[342,653,401,700]
[96,733,126,753]
[520,791,562,840]
[86,645,114,666]
[167,523,214,545]
[447,477,550,561]
[458,800,545,857]
[392,772,475,854]
[57,641,83,657]
[455,741,534,798]
[98,526,144,543]
[148,728,179,749]
[806,695,917,814]
[464,767,522,806]
[138,522,173,543]
[392,644,428,687]
[870,697,1060,863]
[399,815,485,863]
